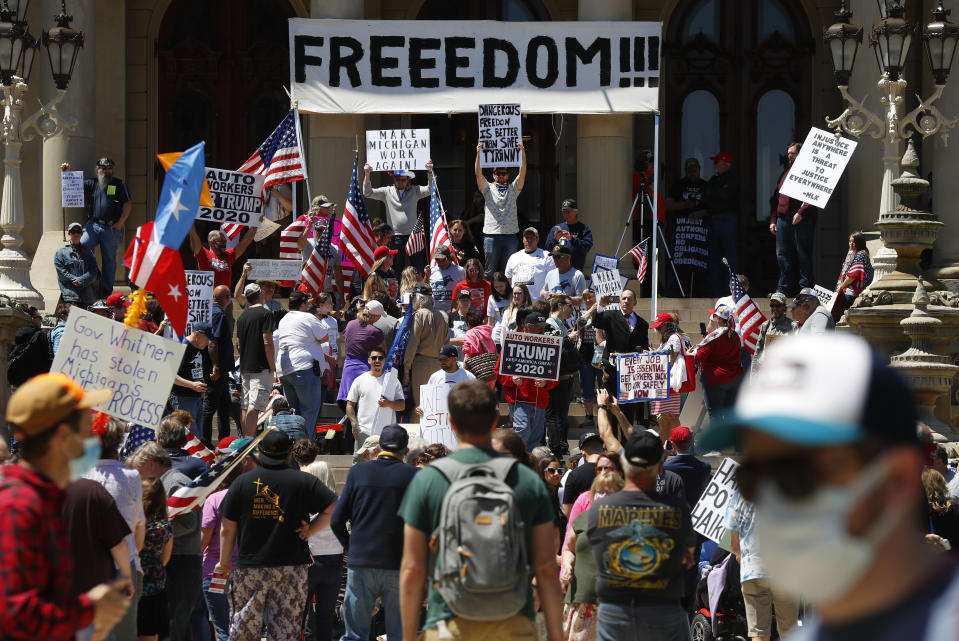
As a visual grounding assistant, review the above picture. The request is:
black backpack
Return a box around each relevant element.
[7,326,52,387]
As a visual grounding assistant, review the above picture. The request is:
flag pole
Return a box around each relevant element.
[292,100,312,206]
[650,113,661,319]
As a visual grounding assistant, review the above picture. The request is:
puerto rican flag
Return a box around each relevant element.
[124,141,205,336]
[727,261,766,354]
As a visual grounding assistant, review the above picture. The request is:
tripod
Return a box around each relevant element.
[613,191,686,297]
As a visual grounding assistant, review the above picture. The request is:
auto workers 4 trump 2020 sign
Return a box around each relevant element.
[289,19,661,114]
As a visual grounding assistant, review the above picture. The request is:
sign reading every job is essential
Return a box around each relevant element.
[779,127,858,209]
[498,331,562,381]
[478,104,522,168]
[691,457,740,548]
[197,168,265,227]
[247,259,304,282]
[617,352,670,403]
[185,271,214,336]
[61,171,85,208]
[50,307,186,430]
[419,384,458,450]
[366,129,431,171]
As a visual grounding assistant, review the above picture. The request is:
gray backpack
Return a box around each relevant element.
[429,456,530,620]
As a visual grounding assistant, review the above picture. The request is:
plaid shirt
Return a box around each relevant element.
[0,464,94,640]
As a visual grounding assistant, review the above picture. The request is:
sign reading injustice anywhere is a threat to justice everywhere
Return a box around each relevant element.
[50,307,186,430]
[498,331,562,381]
[617,352,670,403]
[289,20,661,114]
[478,104,522,168]
[366,129,431,171]
[185,271,214,337]
[779,127,858,209]
[197,168,266,227]
[61,171,84,208]
[691,457,740,548]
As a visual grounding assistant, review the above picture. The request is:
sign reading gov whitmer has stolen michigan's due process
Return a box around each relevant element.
[50,307,186,429]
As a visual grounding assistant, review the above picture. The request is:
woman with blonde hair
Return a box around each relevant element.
[399,266,423,300]
[923,467,959,549]
[560,472,625,641]
[302,461,342,641]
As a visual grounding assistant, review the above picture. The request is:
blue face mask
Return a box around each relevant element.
[69,436,101,481]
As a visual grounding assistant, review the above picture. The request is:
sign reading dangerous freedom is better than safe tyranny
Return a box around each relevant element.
[290,20,661,114]
[779,127,858,209]
[185,270,214,337]
[478,104,522,168]
[50,307,186,430]
[196,168,266,227]
[366,129,431,172]
[498,331,562,382]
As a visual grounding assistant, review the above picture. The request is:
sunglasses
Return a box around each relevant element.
[68,229,82,234]
[545,467,563,475]
[734,455,824,503]
[369,356,385,362]
[494,172,509,177]
[769,302,784,308]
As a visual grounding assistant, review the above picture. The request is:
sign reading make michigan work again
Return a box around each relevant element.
[290,19,661,114]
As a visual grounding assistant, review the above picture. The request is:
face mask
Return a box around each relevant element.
[754,457,899,605]
[69,436,101,481]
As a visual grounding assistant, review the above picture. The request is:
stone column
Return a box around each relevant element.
[577,0,633,273]
[30,0,96,310]
[307,0,364,201]
[929,72,959,293]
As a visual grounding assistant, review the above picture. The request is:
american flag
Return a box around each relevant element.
[167,429,270,518]
[185,432,215,464]
[257,389,286,428]
[383,299,414,373]
[237,110,306,189]
[119,424,213,465]
[339,155,377,280]
[405,214,425,256]
[727,262,766,354]
[301,208,337,295]
[221,223,243,240]
[428,177,452,265]
[628,239,649,284]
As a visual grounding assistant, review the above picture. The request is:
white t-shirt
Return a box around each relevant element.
[482,181,521,235]
[274,310,331,375]
[505,249,555,302]
[486,295,510,324]
[346,371,405,436]
[427,367,476,387]
[318,315,339,358]
[543,267,587,299]
[430,264,466,313]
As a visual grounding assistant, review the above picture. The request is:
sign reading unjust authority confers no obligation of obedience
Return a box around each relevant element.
[498,331,562,382]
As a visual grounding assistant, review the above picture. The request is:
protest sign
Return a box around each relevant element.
[196,168,265,227]
[290,20,661,114]
[498,331,562,381]
[814,285,837,312]
[185,271,214,336]
[254,218,281,242]
[366,129,431,171]
[592,268,623,297]
[61,171,84,208]
[50,307,186,429]
[590,253,619,275]
[247,259,304,282]
[691,457,740,549]
[673,216,708,270]
[478,104,522,168]
[617,352,670,403]
[779,127,858,208]
[589,254,629,309]
[419,384,457,450]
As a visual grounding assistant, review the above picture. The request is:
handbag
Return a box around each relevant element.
[464,352,498,382]
[669,337,697,394]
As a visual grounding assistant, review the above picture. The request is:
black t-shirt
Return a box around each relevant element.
[211,304,235,370]
[220,465,337,568]
[563,462,597,506]
[172,339,212,397]
[586,489,695,604]
[236,305,274,373]
[668,176,708,210]
[63,479,131,594]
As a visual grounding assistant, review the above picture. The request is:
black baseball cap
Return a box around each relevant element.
[257,429,293,465]
[438,345,458,359]
[623,429,665,467]
[413,282,433,296]
[561,198,578,210]
[96,157,115,168]
[580,432,603,448]
[379,424,409,452]
[525,313,548,327]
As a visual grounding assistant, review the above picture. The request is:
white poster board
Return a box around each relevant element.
[290,20,662,114]
[419,384,457,450]
[50,307,186,429]
[197,168,266,227]
[184,270,214,336]
[365,129,431,171]
[478,104,522,168]
[779,127,858,209]
[592,268,623,297]
[247,259,304,281]
[61,171,84,208]
[691,457,740,549]
[813,285,837,312]
[616,352,670,403]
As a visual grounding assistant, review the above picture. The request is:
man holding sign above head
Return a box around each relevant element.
[506,227,554,303]
[363,160,433,272]
[188,224,255,289]
[476,140,527,278]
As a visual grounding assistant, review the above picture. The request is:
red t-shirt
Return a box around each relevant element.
[194,247,237,289]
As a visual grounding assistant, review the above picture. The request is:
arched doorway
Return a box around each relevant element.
[664,0,814,295]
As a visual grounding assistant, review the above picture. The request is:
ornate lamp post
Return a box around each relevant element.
[824,0,959,222]
[0,0,82,307]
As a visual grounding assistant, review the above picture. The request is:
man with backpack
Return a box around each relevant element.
[398,380,563,641]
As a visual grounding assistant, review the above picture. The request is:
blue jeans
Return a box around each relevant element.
[483,234,518,279]
[706,214,738,297]
[308,554,343,641]
[341,567,400,641]
[280,368,324,433]
[81,221,122,296]
[170,396,204,440]
[702,377,740,418]
[166,555,202,641]
[511,402,544,452]
[579,361,598,402]
[775,216,816,293]
[202,575,230,641]
[596,601,689,641]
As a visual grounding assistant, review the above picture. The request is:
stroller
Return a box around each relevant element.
[690,547,748,641]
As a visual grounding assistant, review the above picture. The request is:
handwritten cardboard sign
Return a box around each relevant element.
[617,352,670,403]
[185,270,214,336]
[366,129,431,171]
[691,457,740,549]
[478,104,522,168]
[247,259,304,281]
[419,384,457,450]
[61,171,84,208]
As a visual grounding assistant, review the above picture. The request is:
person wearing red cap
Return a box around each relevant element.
[649,312,691,438]
[705,151,740,297]
[349,244,399,302]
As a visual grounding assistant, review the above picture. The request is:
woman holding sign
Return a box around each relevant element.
[692,306,742,417]
[649,312,692,438]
